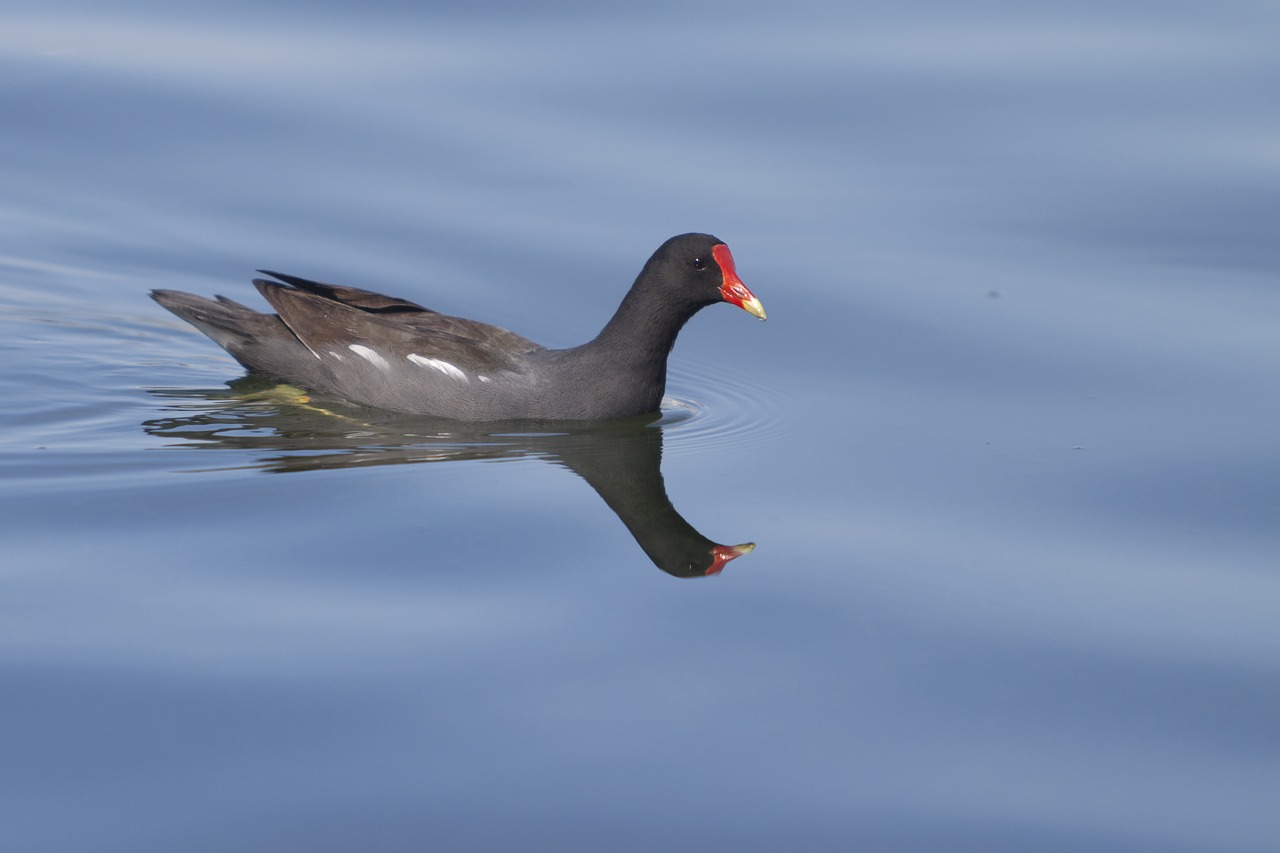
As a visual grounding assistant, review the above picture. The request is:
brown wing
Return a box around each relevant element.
[256,270,434,314]
[252,276,543,372]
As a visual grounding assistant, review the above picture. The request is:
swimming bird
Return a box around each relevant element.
[151,232,765,420]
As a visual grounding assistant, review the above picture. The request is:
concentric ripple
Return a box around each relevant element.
[657,359,796,457]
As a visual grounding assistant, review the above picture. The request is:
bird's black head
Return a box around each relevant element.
[642,232,766,320]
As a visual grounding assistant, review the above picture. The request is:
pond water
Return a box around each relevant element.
[2,2,1278,851]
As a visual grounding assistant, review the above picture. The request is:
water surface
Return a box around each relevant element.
[2,3,1278,851]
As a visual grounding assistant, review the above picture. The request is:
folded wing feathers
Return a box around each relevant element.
[256,270,434,314]
[250,277,540,374]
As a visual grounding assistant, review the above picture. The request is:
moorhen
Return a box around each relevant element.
[151,232,765,420]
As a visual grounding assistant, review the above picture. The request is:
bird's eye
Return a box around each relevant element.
[690,257,706,270]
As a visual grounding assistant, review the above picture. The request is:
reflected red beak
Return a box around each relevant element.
[713,244,766,320]
[706,542,756,575]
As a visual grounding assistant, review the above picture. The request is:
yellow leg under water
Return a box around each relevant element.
[237,383,359,421]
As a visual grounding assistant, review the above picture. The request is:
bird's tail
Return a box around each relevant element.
[150,289,276,352]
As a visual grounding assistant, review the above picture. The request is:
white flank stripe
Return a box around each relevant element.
[348,344,389,370]
[408,353,468,381]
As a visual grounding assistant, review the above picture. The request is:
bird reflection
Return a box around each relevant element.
[142,378,755,577]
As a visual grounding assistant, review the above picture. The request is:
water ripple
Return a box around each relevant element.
[658,359,796,457]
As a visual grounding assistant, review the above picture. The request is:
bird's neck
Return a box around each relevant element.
[586,283,692,374]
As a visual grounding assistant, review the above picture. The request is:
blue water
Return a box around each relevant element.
[2,3,1278,851]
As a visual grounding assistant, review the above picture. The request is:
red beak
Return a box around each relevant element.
[705,542,756,575]
[713,244,766,320]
